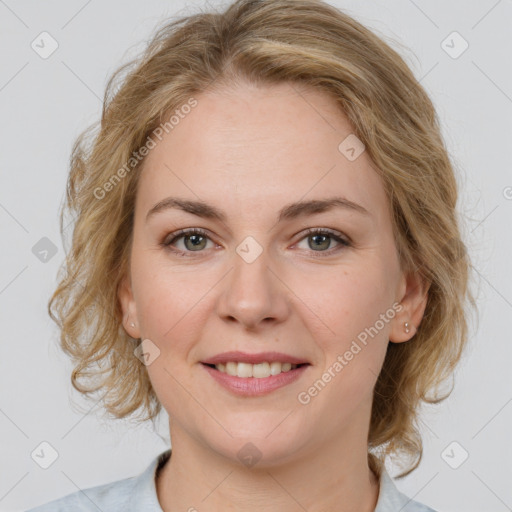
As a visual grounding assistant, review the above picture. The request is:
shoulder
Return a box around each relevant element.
[25,474,138,512]
[375,467,438,512]
[25,449,171,512]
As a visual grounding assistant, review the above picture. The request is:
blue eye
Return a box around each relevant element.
[162,228,350,258]
[295,228,350,256]
[162,228,214,256]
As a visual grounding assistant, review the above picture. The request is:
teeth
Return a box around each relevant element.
[237,362,253,378]
[252,362,270,378]
[270,361,282,375]
[216,361,299,378]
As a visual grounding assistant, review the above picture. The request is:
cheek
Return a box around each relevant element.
[296,262,395,347]
[293,262,393,402]
[296,270,391,426]
[133,255,211,343]
[137,265,210,415]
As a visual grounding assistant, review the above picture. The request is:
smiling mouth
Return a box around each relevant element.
[202,361,310,378]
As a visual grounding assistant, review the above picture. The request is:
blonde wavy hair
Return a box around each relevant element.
[49,0,476,477]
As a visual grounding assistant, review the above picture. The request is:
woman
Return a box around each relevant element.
[27,0,475,510]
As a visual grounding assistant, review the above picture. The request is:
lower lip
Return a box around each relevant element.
[201,363,309,396]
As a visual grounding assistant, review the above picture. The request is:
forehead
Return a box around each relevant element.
[136,81,389,223]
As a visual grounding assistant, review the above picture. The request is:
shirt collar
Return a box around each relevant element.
[374,466,417,511]
[128,449,170,511]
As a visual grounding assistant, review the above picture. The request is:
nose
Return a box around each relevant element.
[215,245,290,331]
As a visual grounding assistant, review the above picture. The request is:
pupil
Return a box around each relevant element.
[186,235,205,250]
[311,234,329,250]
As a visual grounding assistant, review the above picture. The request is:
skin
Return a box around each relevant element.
[118,80,429,512]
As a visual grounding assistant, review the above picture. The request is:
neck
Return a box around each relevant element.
[156,420,380,512]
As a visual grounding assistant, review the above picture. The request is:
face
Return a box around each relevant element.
[119,81,427,466]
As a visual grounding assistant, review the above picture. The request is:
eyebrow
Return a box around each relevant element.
[146,196,370,224]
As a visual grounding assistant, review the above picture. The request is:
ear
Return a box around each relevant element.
[389,269,430,344]
[118,272,141,339]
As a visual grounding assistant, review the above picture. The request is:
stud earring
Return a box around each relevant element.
[404,322,410,333]
[130,322,135,328]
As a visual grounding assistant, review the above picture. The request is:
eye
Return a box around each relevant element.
[161,227,351,258]
[162,228,216,257]
[294,228,350,257]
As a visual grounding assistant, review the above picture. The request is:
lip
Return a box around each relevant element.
[201,362,310,396]
[201,351,309,365]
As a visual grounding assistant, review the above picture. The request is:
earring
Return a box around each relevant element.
[404,322,410,333]
[130,322,135,328]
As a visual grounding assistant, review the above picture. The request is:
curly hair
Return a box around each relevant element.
[49,0,476,478]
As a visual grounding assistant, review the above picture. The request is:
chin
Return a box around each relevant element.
[202,420,310,469]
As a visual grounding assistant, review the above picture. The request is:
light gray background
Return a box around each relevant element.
[1,0,511,511]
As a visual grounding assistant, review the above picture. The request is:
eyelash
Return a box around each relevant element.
[161,227,351,258]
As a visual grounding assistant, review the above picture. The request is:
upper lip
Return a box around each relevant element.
[201,351,310,365]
